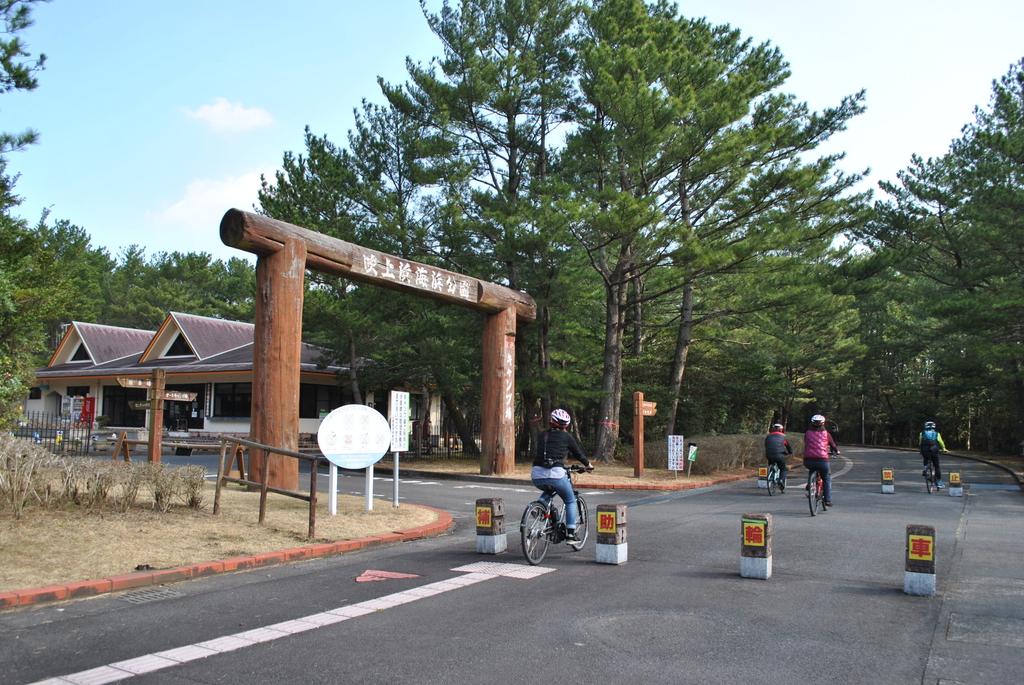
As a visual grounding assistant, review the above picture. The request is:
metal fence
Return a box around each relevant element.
[11,411,94,457]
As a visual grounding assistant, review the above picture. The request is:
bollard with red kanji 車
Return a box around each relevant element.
[740,513,772,579]
[881,467,895,494]
[475,498,506,554]
[904,524,936,596]
[595,504,627,565]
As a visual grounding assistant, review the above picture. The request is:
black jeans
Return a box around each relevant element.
[921,447,942,481]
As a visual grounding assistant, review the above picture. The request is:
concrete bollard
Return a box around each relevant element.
[948,472,963,497]
[904,524,936,596]
[740,513,772,579]
[881,467,895,494]
[756,466,768,489]
[595,504,628,564]
[475,498,506,554]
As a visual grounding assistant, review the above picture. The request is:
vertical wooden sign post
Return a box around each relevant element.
[632,391,657,478]
[147,368,166,464]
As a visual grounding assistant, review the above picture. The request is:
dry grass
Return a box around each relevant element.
[0,481,438,593]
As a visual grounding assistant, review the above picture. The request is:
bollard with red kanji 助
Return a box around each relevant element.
[595,504,627,565]
[756,466,768,489]
[740,513,772,579]
[948,472,963,497]
[475,498,506,554]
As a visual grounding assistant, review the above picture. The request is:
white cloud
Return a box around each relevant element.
[183,97,274,133]
[145,169,270,259]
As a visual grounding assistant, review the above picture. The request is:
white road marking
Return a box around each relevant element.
[30,563,555,685]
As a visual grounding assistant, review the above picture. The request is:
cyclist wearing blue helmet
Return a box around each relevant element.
[919,420,948,489]
[532,409,593,541]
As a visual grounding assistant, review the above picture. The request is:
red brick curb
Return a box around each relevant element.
[0,506,453,612]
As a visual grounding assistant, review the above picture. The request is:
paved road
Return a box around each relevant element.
[2,447,1020,684]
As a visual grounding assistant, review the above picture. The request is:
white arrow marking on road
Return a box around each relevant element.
[29,563,554,685]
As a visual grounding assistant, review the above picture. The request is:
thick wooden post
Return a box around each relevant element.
[148,369,166,463]
[251,238,306,491]
[633,391,644,478]
[480,306,517,475]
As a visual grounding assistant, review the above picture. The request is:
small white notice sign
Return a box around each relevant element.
[317,404,392,470]
[389,391,410,453]
[668,435,685,471]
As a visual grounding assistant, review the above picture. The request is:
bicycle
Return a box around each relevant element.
[807,468,829,516]
[520,464,591,565]
[923,460,938,493]
[766,462,785,496]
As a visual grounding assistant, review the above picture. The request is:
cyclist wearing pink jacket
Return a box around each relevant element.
[803,414,839,506]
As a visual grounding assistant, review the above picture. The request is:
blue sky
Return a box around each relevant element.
[4,1,1023,262]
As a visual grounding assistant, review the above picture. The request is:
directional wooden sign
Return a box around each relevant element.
[129,400,152,411]
[162,390,197,402]
[641,400,657,416]
[117,377,153,388]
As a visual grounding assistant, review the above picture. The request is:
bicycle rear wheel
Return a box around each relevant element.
[807,472,820,516]
[520,502,551,565]
[925,465,934,493]
[569,497,589,551]
[766,466,778,496]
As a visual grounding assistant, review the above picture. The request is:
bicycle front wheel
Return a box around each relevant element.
[925,467,934,493]
[569,497,589,551]
[520,502,551,565]
[807,472,820,516]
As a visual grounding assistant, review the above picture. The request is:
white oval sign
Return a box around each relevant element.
[317,404,392,469]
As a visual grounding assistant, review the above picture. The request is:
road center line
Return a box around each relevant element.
[31,563,554,685]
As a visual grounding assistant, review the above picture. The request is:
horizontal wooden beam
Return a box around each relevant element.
[220,209,537,322]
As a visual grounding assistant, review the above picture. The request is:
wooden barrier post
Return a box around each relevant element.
[904,524,936,596]
[474,498,507,554]
[881,467,895,494]
[595,504,628,564]
[480,307,516,476]
[741,513,773,579]
[632,392,656,478]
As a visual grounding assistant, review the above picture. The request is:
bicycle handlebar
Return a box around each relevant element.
[568,464,594,473]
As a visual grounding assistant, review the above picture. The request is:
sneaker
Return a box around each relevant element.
[565,529,579,542]
[936,481,945,489]
[824,501,833,507]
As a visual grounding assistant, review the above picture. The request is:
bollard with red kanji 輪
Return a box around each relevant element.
[881,467,895,494]
[595,504,627,565]
[740,513,772,579]
[475,498,506,554]
[904,524,936,596]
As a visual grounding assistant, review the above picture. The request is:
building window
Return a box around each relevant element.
[299,383,341,419]
[29,387,42,400]
[165,333,195,357]
[214,383,251,417]
[70,344,90,362]
[67,386,90,397]
[102,386,147,427]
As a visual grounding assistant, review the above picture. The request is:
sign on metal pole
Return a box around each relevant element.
[317,404,393,512]
[667,435,685,472]
[389,391,410,508]
[687,442,698,476]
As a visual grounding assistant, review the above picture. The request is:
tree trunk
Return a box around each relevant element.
[441,387,479,457]
[348,337,362,405]
[665,282,694,434]
[595,279,628,462]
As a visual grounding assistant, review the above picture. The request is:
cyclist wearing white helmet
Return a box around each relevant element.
[532,408,593,541]
[803,414,839,506]
[918,420,948,488]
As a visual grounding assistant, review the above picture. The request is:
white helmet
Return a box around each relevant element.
[550,408,571,428]
[811,414,826,426]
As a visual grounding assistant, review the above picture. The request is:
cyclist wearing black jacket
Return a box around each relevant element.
[532,409,593,541]
[764,423,792,491]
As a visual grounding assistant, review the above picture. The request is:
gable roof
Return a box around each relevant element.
[48,322,155,367]
[37,312,344,381]
[140,312,255,362]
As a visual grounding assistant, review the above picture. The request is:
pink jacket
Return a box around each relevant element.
[803,428,836,460]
